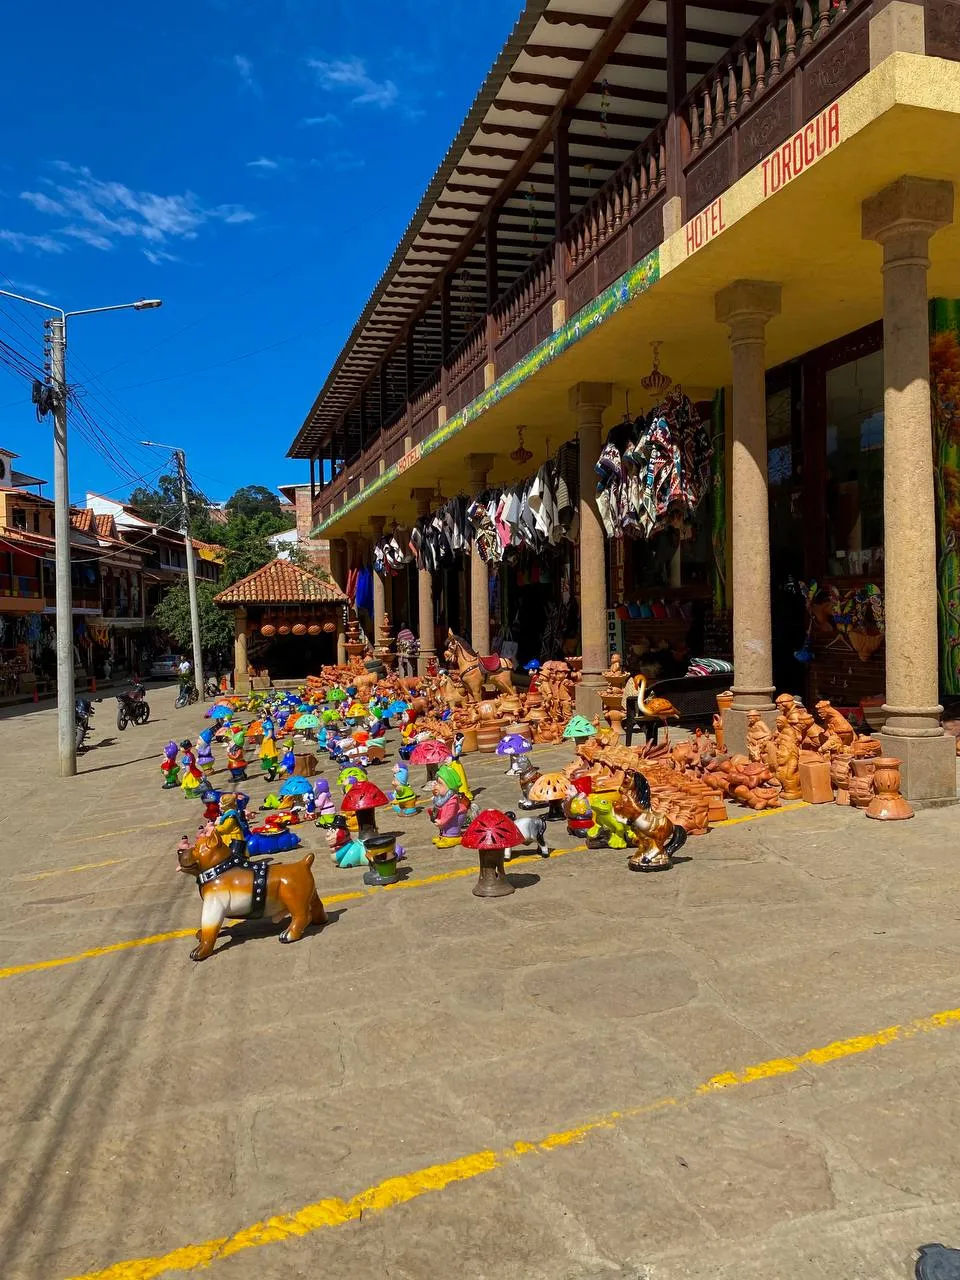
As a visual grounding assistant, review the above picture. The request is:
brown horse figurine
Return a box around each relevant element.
[616,773,687,871]
[443,631,515,701]
[177,827,326,961]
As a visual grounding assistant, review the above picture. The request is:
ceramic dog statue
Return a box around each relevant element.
[177,827,326,961]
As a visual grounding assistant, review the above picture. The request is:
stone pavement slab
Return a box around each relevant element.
[2,695,960,1279]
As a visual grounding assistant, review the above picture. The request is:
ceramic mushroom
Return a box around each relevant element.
[461,809,526,898]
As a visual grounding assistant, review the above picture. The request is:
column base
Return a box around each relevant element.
[235,672,251,694]
[878,730,958,804]
[575,674,604,722]
[417,653,435,677]
[723,704,777,758]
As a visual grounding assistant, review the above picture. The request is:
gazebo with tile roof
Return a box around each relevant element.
[214,558,349,691]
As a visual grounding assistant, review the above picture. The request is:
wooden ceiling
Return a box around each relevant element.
[290,1,765,460]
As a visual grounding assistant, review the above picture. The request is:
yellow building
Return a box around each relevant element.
[287,0,960,801]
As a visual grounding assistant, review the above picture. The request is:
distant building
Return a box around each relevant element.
[276,483,329,572]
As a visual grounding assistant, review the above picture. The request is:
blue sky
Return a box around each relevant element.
[0,0,522,506]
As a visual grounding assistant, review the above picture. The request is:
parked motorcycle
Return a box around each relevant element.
[116,681,150,731]
[75,697,95,752]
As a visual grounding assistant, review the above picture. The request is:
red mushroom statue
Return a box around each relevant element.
[340,779,389,839]
[409,738,452,787]
[461,809,526,898]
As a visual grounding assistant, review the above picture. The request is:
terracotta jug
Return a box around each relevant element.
[865,758,914,821]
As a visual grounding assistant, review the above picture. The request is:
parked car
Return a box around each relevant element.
[149,654,182,680]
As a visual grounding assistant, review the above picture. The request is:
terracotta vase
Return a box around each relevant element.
[849,757,876,809]
[475,724,501,753]
[865,758,914,821]
[716,690,734,714]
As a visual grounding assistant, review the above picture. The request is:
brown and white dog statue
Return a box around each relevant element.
[177,827,327,961]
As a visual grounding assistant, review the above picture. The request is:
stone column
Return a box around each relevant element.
[715,280,782,757]
[233,608,250,693]
[412,487,436,675]
[466,452,495,654]
[369,515,387,642]
[863,175,956,802]
[571,381,613,719]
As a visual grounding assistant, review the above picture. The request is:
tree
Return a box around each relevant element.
[217,511,287,585]
[153,580,234,661]
[128,474,212,538]
[226,485,289,522]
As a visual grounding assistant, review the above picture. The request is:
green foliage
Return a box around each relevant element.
[153,580,234,657]
[226,485,291,523]
[128,474,209,534]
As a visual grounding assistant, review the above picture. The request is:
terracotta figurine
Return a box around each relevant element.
[745,710,774,766]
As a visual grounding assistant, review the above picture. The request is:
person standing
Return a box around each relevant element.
[396,623,417,678]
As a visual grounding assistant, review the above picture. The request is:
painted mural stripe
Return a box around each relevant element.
[62,1003,960,1280]
[311,251,661,536]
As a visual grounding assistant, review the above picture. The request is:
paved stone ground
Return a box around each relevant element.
[3,688,960,1280]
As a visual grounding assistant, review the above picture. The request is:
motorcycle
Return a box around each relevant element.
[116,681,150,731]
[175,680,200,709]
[75,697,95,752]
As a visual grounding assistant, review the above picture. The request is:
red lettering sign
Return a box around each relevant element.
[762,102,840,197]
[683,197,725,258]
[397,444,422,475]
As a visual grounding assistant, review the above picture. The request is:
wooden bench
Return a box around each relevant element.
[625,672,733,746]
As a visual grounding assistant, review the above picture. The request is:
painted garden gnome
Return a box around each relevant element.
[428,777,469,847]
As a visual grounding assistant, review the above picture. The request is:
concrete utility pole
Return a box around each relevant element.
[175,448,205,699]
[48,316,75,777]
[0,287,162,778]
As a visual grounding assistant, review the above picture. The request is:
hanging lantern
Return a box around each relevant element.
[641,341,673,398]
[278,624,291,637]
[308,623,321,636]
[510,425,533,466]
[261,623,276,638]
[323,620,336,634]
[292,622,307,637]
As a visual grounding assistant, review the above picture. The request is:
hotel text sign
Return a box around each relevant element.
[685,197,726,257]
[397,443,422,475]
[762,102,840,197]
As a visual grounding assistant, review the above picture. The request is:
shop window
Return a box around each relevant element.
[825,350,884,577]
[766,379,804,580]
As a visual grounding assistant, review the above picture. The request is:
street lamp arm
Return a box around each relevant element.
[0,287,64,319]
[65,300,163,320]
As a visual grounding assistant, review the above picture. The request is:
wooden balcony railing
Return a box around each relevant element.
[409,371,441,444]
[492,244,555,377]
[444,319,487,417]
[681,0,871,217]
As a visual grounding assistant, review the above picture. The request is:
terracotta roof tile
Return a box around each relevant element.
[213,557,347,606]
[94,513,116,539]
[71,508,95,533]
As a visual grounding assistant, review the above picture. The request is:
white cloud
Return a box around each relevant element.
[0,228,66,254]
[308,56,399,109]
[301,113,340,127]
[144,248,179,265]
[233,53,261,95]
[247,156,280,171]
[20,191,66,216]
[6,165,257,256]
[5,279,51,296]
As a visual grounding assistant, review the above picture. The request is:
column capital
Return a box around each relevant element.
[715,280,782,339]
[862,176,954,250]
[568,382,613,415]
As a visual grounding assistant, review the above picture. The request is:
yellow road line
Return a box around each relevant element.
[5,801,814,980]
[0,848,582,982]
[64,1003,960,1280]
[20,858,131,882]
[714,800,808,826]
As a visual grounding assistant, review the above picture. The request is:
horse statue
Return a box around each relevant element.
[443,631,515,701]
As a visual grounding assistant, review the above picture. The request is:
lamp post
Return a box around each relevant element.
[0,289,162,777]
[140,441,204,702]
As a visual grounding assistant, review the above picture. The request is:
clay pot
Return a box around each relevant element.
[459,727,478,754]
[477,700,499,722]
[260,624,276,638]
[278,624,291,637]
[292,623,307,636]
[716,690,734,714]
[865,758,914,821]
[308,624,321,636]
[475,724,501,753]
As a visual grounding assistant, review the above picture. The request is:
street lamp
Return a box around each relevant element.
[0,288,163,778]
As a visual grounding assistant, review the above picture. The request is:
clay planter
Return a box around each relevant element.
[865,758,914,821]
[459,727,478,754]
[716,690,734,714]
[849,758,876,809]
[475,724,501,753]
